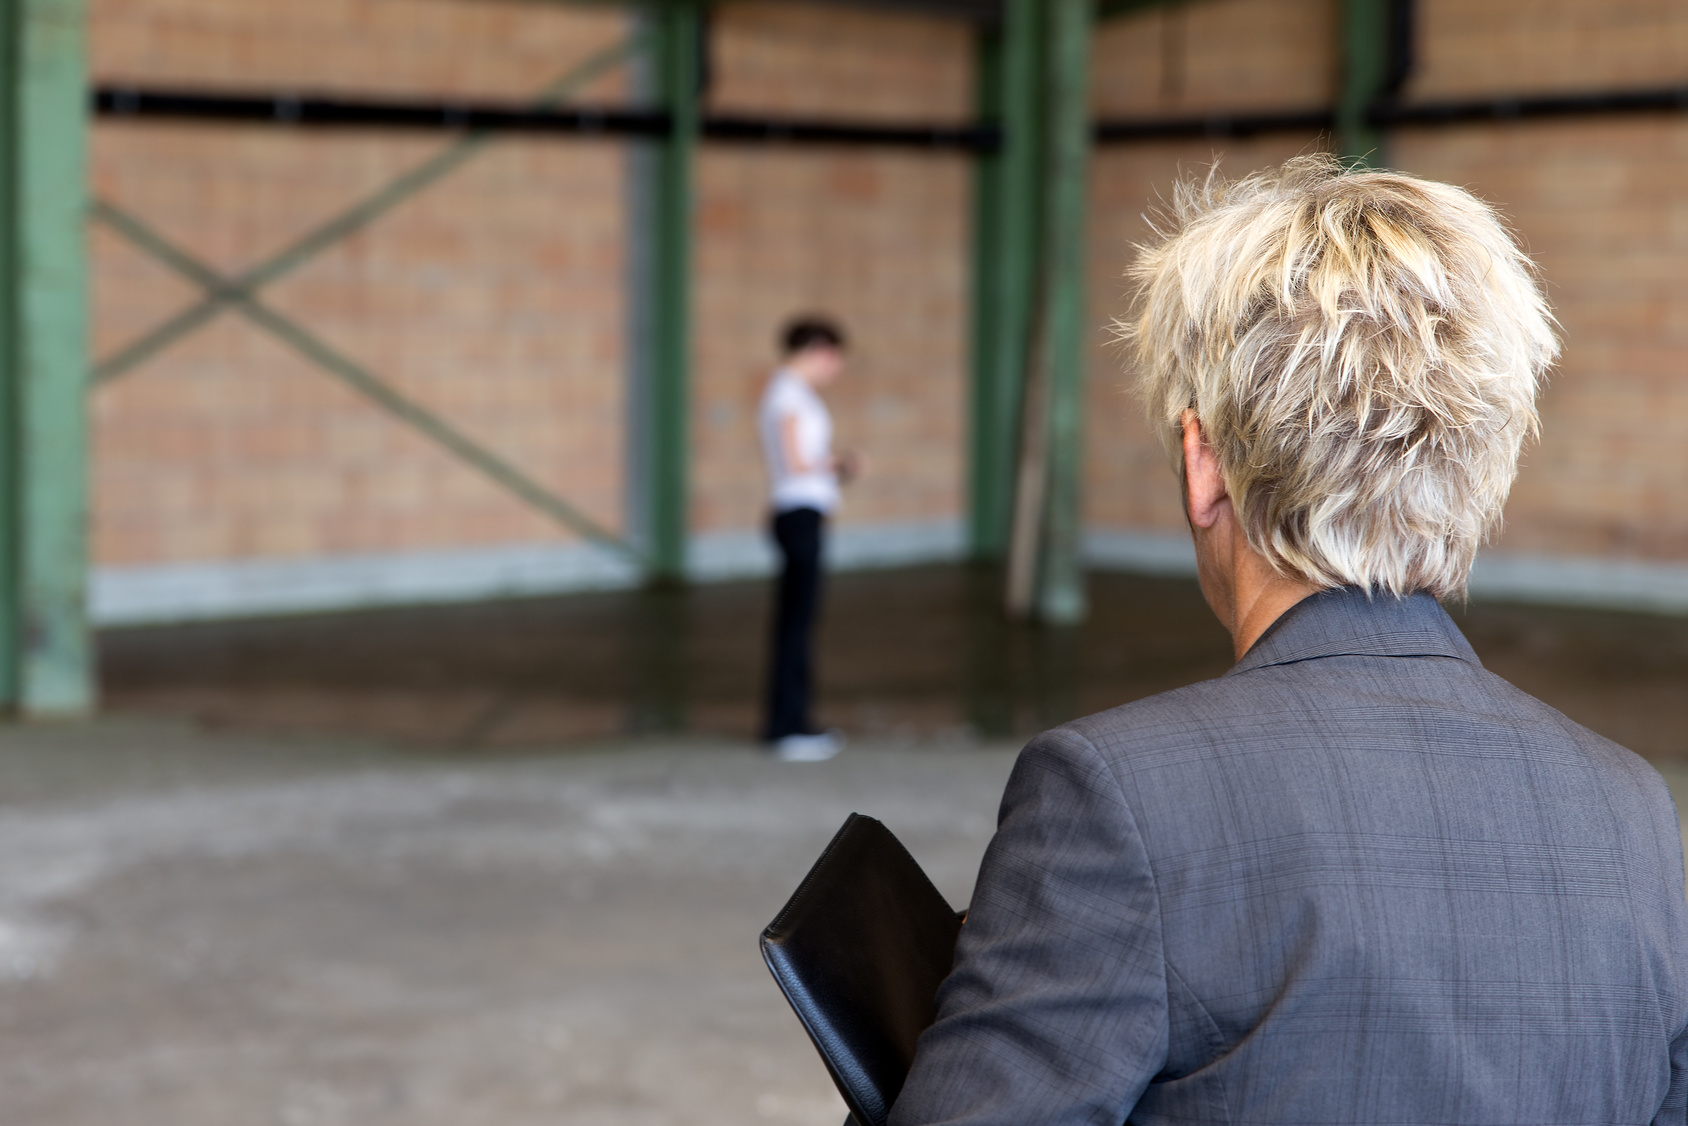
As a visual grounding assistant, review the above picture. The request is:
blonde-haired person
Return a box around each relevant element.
[891,156,1688,1126]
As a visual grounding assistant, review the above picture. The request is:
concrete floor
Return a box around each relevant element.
[0,721,1018,1126]
[9,567,1688,1123]
[101,567,1688,758]
[4,722,1686,1126]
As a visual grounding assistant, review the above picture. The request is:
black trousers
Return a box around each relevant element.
[765,506,826,741]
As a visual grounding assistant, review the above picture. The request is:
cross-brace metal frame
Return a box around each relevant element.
[0,0,1411,715]
[90,33,651,562]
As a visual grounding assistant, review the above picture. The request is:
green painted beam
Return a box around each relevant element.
[967,0,1041,561]
[646,0,699,582]
[1033,0,1094,625]
[238,298,642,561]
[0,0,92,714]
[1339,0,1390,165]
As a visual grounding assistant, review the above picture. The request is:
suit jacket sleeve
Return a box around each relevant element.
[1659,1027,1688,1126]
[889,727,1168,1126]
[1652,775,1688,1126]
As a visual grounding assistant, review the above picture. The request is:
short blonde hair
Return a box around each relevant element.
[1124,155,1559,599]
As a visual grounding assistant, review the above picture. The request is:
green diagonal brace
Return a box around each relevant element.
[238,300,640,561]
[92,32,647,384]
[92,199,640,561]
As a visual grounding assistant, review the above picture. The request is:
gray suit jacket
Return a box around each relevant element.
[891,587,1688,1125]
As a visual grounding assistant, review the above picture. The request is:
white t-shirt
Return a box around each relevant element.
[758,369,840,514]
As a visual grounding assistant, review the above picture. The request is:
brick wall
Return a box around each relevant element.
[1084,0,1688,567]
[694,2,971,537]
[90,0,971,574]
[1085,0,1335,537]
[92,0,633,100]
[1085,136,1328,536]
[1091,0,1335,117]
[1408,0,1688,98]
[708,1,973,125]
[1513,118,1688,561]
[91,0,634,567]
[89,0,1688,585]
[1395,0,1688,560]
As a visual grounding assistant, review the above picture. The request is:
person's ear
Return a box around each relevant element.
[1182,410,1229,530]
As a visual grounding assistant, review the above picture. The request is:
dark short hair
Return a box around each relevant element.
[781,316,846,356]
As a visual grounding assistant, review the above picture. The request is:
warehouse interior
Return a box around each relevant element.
[0,0,1676,723]
[0,0,1686,1122]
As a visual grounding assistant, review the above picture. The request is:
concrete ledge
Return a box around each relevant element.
[90,519,969,626]
[1465,553,1688,615]
[1083,526,1688,616]
[689,519,966,582]
[91,521,1688,626]
[90,542,643,626]
[1083,528,1197,576]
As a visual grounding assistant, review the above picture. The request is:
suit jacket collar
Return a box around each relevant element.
[1227,585,1481,676]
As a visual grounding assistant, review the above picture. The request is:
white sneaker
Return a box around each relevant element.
[772,731,844,762]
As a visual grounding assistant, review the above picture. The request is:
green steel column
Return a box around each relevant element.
[966,27,1002,559]
[967,0,1041,561]
[648,0,699,582]
[1338,0,1390,166]
[0,0,18,707]
[0,0,91,715]
[1032,0,1094,625]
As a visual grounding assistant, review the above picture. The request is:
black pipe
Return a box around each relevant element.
[1373,85,1688,127]
[93,86,996,151]
[1384,0,1416,99]
[96,82,1688,152]
[95,87,671,135]
[1094,108,1334,143]
[705,114,997,149]
[1091,83,1688,143]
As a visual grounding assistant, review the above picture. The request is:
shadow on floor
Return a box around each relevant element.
[100,565,1688,760]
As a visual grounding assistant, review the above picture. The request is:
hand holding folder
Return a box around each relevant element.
[760,814,964,1126]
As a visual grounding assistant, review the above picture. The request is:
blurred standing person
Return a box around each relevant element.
[759,317,860,761]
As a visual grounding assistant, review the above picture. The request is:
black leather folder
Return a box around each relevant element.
[760,813,963,1126]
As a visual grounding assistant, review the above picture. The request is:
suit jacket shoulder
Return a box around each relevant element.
[892,587,1688,1126]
